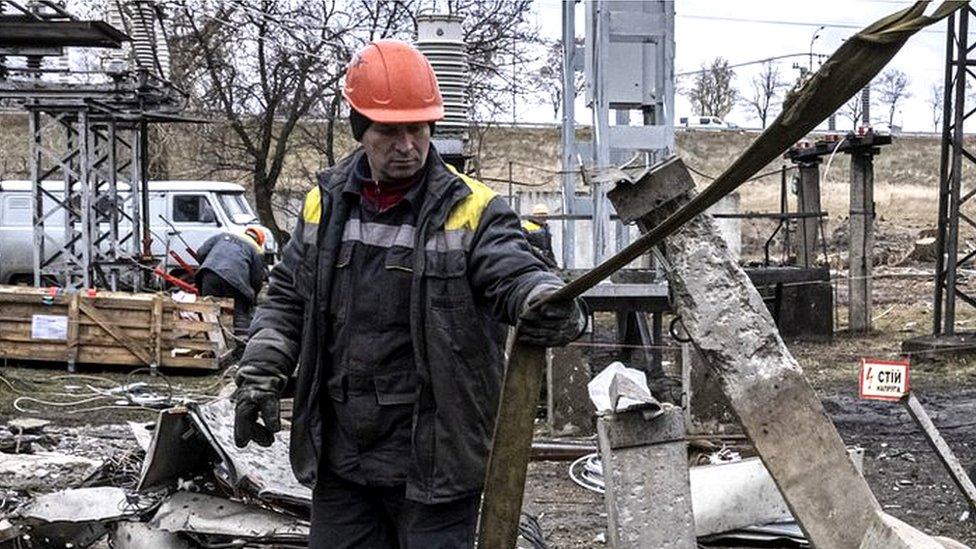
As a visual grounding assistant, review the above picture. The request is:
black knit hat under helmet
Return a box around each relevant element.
[349,108,437,142]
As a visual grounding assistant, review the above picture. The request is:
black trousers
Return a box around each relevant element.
[310,469,479,549]
[197,271,254,337]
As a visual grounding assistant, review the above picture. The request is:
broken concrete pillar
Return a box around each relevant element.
[608,157,967,549]
[660,196,880,548]
[597,407,696,549]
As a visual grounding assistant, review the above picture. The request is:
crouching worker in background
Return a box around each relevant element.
[194,227,268,357]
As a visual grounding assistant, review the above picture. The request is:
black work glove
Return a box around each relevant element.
[518,285,587,347]
[232,384,280,448]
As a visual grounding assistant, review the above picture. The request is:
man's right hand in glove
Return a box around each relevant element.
[232,385,281,448]
[232,329,295,448]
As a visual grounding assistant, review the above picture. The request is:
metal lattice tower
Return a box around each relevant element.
[933,4,976,335]
[26,102,147,289]
[0,0,186,290]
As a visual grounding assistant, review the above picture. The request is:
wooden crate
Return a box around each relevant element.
[0,286,234,371]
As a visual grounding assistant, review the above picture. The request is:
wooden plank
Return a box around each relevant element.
[162,339,217,352]
[160,355,219,370]
[169,299,230,315]
[170,318,225,333]
[0,317,214,344]
[476,340,547,548]
[151,296,163,369]
[0,340,219,370]
[66,294,80,371]
[0,341,144,366]
[77,300,152,366]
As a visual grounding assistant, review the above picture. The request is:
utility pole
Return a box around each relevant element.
[862,85,871,126]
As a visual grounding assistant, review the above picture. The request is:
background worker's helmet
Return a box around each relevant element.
[342,40,444,124]
[532,203,550,216]
[244,227,266,248]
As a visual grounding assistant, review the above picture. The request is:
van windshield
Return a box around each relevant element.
[217,192,258,225]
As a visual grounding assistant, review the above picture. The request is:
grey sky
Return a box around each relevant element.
[529,0,949,131]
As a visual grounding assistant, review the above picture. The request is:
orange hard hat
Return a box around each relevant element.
[244,226,266,247]
[343,40,444,124]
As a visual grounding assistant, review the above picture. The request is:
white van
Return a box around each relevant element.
[678,116,729,130]
[0,180,278,285]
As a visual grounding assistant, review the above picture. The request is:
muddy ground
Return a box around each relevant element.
[2,271,976,547]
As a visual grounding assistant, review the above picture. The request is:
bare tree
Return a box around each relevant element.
[875,68,912,127]
[165,0,541,237]
[686,57,737,118]
[928,82,944,133]
[165,0,355,241]
[743,61,786,128]
[530,38,584,119]
[839,93,864,132]
[840,93,863,131]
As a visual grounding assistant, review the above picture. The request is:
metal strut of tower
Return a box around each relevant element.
[933,4,976,336]
[0,0,189,291]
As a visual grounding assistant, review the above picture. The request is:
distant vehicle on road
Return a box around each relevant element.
[678,116,730,130]
[0,180,278,285]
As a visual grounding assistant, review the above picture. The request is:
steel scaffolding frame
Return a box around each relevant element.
[0,0,188,290]
[26,105,146,290]
[933,5,976,335]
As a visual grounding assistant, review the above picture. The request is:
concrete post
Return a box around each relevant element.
[547,347,593,436]
[607,160,961,548]
[849,149,876,332]
[597,407,696,549]
[796,159,822,268]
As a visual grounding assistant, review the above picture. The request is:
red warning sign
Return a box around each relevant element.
[858,358,910,402]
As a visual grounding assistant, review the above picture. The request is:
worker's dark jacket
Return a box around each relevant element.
[241,147,561,503]
[194,233,266,303]
[521,218,556,267]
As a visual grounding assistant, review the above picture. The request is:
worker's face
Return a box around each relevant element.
[361,122,431,181]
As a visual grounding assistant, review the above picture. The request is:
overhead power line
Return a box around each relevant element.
[677,13,944,35]
[675,53,829,77]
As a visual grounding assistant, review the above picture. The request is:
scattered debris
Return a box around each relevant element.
[138,400,310,507]
[11,487,153,548]
[0,400,314,548]
[7,418,50,435]
[109,521,193,549]
[150,491,308,543]
[0,452,102,491]
[570,448,866,543]
[191,399,310,507]
[700,520,808,547]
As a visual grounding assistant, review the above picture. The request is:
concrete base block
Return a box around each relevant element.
[598,408,696,549]
[547,347,593,436]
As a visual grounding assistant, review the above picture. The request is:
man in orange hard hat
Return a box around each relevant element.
[232,40,585,548]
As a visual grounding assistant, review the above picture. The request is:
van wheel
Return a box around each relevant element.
[9,275,33,286]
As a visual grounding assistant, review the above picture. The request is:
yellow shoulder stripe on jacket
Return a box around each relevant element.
[444,164,496,232]
[522,220,541,232]
[302,186,322,224]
